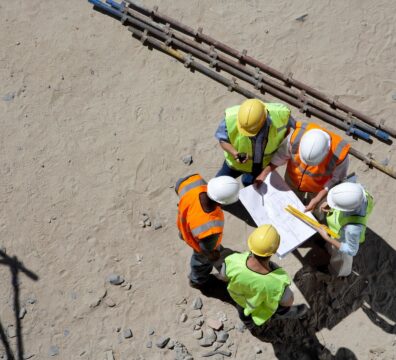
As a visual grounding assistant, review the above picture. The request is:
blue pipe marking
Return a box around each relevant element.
[374,129,390,142]
[106,0,125,11]
[347,126,371,141]
[88,0,123,18]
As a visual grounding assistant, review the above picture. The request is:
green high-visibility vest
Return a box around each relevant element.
[326,191,374,244]
[224,102,290,172]
[225,252,291,326]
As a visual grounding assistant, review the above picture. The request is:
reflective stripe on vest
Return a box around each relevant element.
[224,102,290,172]
[191,220,225,237]
[326,190,374,244]
[176,174,224,252]
[178,178,207,198]
[287,122,350,192]
[225,252,290,326]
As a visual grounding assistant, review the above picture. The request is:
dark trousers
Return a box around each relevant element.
[216,161,262,187]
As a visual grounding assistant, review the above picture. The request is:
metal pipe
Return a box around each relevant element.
[121,8,380,142]
[127,25,396,179]
[124,0,395,138]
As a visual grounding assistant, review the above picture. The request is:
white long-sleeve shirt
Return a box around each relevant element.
[270,132,349,190]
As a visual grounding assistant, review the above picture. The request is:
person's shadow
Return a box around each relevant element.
[0,249,39,360]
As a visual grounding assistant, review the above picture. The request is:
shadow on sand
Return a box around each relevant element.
[205,203,395,359]
[0,249,39,360]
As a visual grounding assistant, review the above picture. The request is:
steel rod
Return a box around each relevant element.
[127,25,396,179]
[124,0,395,138]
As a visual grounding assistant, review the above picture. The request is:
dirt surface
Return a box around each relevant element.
[1,0,395,359]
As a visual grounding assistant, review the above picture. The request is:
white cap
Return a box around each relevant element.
[207,176,240,205]
[299,129,331,166]
[327,182,365,212]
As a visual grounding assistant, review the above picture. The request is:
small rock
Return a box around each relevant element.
[7,325,16,338]
[176,298,187,305]
[193,329,203,339]
[2,92,15,102]
[123,328,133,339]
[182,155,193,165]
[125,283,132,290]
[218,350,232,357]
[194,324,202,330]
[194,318,204,327]
[138,220,146,228]
[105,298,116,307]
[255,346,262,354]
[19,307,27,319]
[190,309,203,318]
[174,341,193,360]
[153,220,162,230]
[216,331,229,343]
[235,321,246,333]
[146,340,152,348]
[207,318,223,331]
[199,328,216,347]
[23,354,35,359]
[295,13,308,22]
[180,313,188,323]
[202,349,232,357]
[217,311,227,322]
[148,328,155,335]
[16,41,21,45]
[155,336,170,348]
[192,297,203,310]
[107,274,124,285]
[116,327,121,332]
[392,93,396,101]
[48,346,59,357]
[213,342,224,351]
[144,220,151,227]
[167,340,175,349]
[105,350,114,360]
[64,329,70,336]
[136,254,143,263]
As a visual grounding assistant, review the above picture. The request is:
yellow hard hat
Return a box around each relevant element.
[247,224,280,257]
[237,99,267,136]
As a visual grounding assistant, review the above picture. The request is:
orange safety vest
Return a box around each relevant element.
[176,174,224,253]
[286,122,350,193]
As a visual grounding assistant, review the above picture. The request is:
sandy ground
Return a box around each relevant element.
[1,0,396,359]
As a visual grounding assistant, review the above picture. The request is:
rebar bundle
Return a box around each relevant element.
[88,0,396,179]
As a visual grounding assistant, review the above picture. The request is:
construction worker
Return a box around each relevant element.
[221,225,308,331]
[259,122,350,212]
[316,182,374,277]
[176,174,240,288]
[215,98,295,187]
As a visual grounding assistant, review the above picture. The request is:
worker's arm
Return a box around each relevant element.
[254,132,293,186]
[304,188,328,212]
[316,226,342,249]
[323,156,350,190]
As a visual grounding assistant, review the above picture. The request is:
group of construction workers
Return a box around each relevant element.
[176,99,373,332]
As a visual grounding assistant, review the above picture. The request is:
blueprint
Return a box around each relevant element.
[239,171,317,258]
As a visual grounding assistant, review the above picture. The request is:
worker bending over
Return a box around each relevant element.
[260,122,350,212]
[215,99,295,187]
[221,225,307,332]
[316,182,374,277]
[176,174,240,288]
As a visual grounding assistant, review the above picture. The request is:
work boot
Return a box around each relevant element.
[272,304,308,320]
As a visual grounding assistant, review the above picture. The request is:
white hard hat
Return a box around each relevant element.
[327,182,365,212]
[299,129,331,166]
[207,176,240,205]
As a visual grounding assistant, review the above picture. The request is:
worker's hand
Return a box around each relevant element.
[253,172,267,189]
[234,152,248,164]
[316,225,328,239]
[207,249,221,262]
[304,198,320,212]
[319,201,331,213]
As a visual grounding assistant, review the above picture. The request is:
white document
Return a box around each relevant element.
[238,171,317,258]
